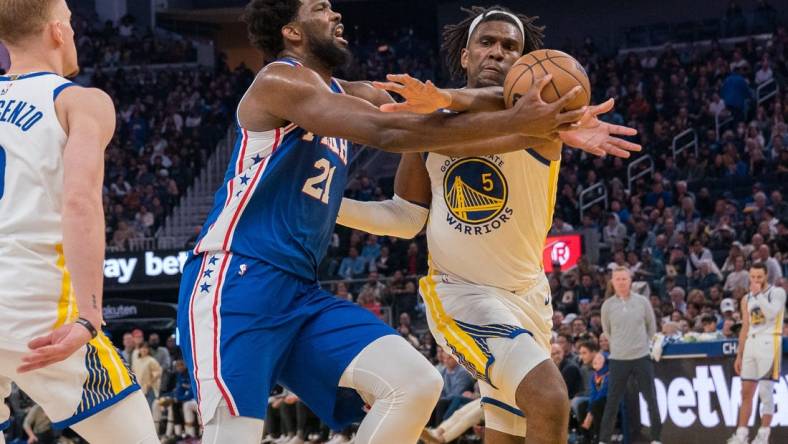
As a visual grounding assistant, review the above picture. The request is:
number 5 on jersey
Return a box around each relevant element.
[302,158,336,204]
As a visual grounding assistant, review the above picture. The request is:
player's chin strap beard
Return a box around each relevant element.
[466,10,525,47]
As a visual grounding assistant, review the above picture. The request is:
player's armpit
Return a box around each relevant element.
[394,153,431,206]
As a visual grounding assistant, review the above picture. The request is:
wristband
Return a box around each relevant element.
[75,317,98,339]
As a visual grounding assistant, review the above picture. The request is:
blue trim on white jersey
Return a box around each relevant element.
[51,384,140,430]
[481,397,524,417]
[0,71,57,81]
[53,82,77,100]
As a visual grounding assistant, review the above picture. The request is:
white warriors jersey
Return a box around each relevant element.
[746,286,786,338]
[0,72,79,344]
[425,148,560,292]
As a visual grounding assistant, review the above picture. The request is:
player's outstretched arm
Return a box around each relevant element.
[375,75,642,158]
[246,65,585,153]
[18,87,115,373]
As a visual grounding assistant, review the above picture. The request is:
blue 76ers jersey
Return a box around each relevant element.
[194,58,350,281]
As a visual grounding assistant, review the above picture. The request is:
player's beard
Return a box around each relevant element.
[308,33,351,71]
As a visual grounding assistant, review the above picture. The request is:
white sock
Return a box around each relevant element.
[736,426,749,439]
[758,426,770,436]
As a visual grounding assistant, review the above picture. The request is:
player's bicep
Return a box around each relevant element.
[60,88,115,197]
[255,68,385,147]
[340,80,396,107]
[394,153,431,206]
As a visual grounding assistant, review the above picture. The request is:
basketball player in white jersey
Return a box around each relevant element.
[728,263,785,444]
[337,7,640,444]
[0,1,157,442]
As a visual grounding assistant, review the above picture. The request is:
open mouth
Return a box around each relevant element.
[334,24,347,45]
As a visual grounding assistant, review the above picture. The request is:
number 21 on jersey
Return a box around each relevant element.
[302,158,335,204]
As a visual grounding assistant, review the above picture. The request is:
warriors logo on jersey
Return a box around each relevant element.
[441,155,514,235]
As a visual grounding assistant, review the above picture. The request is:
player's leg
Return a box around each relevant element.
[732,380,757,442]
[423,397,484,443]
[279,290,442,444]
[752,380,774,444]
[68,390,158,443]
[177,252,307,443]
[6,336,158,444]
[338,335,443,443]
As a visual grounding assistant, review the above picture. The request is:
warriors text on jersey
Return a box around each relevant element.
[425,149,559,292]
[193,58,350,281]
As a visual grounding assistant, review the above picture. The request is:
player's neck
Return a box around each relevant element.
[5,49,64,77]
[280,51,333,84]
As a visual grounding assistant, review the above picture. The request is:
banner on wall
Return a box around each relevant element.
[543,234,583,272]
[630,343,788,442]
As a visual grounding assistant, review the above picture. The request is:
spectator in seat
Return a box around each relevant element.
[404,242,427,276]
[338,247,367,280]
[724,255,750,294]
[23,404,54,444]
[433,350,476,424]
[552,343,583,400]
[571,340,600,429]
[121,331,136,365]
[133,342,163,408]
[581,352,610,443]
[360,271,387,302]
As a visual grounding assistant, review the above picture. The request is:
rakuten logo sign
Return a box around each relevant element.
[639,365,788,428]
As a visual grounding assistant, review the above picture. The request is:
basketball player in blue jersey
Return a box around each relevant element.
[177,1,595,443]
[0,1,158,443]
[337,6,641,444]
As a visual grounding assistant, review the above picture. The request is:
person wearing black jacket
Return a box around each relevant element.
[551,344,584,399]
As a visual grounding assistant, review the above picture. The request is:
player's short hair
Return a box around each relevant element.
[0,0,59,45]
[243,0,301,60]
[441,5,544,80]
[749,262,768,275]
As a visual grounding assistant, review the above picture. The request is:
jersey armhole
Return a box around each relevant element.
[52,82,79,136]
[53,82,77,101]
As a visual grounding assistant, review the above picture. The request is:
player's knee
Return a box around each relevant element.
[406,359,443,408]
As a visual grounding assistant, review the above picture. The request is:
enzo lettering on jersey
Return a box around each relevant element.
[0,99,43,131]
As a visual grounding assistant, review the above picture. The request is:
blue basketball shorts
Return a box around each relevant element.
[177,251,395,429]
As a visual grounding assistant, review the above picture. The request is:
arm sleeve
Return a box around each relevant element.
[336,195,429,239]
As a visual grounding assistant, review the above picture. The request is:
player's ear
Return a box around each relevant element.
[460,48,469,70]
[282,23,303,45]
[49,20,67,47]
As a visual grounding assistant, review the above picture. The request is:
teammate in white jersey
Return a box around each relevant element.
[728,263,786,444]
[0,1,156,442]
[337,6,640,444]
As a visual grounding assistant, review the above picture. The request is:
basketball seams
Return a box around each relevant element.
[536,61,561,101]
[544,50,590,100]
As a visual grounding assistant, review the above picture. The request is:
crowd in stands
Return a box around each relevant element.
[3,2,788,443]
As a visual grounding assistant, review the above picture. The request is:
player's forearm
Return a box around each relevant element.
[435,135,551,157]
[337,196,429,239]
[62,196,105,328]
[375,108,523,152]
[444,87,506,113]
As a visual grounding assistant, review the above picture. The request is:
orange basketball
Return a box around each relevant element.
[503,49,591,110]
